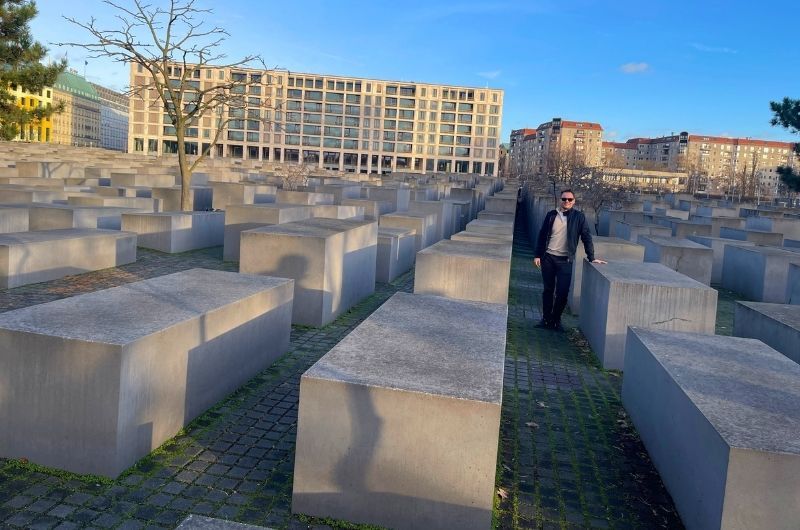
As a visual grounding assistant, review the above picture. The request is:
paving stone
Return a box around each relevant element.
[48,504,76,518]
[4,494,33,509]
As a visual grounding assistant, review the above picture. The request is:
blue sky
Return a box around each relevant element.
[32,0,800,144]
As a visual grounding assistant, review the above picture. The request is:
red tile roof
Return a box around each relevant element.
[687,135,793,149]
[536,119,604,132]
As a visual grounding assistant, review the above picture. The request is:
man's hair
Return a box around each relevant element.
[560,188,575,197]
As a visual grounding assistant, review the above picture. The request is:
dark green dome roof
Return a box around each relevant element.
[54,71,100,101]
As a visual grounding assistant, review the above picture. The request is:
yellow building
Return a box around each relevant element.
[7,83,53,142]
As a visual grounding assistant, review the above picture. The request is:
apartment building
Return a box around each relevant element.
[52,71,101,148]
[91,82,129,152]
[603,133,798,196]
[7,83,52,142]
[128,63,504,175]
[509,119,604,176]
[508,128,536,176]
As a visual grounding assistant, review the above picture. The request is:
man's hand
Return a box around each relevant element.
[533,258,541,269]
[591,259,607,264]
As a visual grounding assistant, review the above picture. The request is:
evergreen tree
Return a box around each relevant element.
[0,0,65,141]
[770,97,800,193]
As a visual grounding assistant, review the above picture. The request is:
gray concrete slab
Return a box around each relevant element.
[485,195,517,215]
[409,200,455,240]
[622,327,800,530]
[380,212,438,251]
[639,235,714,285]
[0,205,28,233]
[671,221,712,239]
[687,236,755,284]
[734,301,800,365]
[450,230,514,245]
[29,204,141,230]
[68,195,162,212]
[363,186,411,212]
[445,198,472,233]
[477,211,515,224]
[293,291,507,530]
[110,173,175,188]
[209,182,277,210]
[579,261,717,370]
[721,245,800,303]
[720,226,784,246]
[121,211,224,253]
[310,204,365,221]
[341,198,394,221]
[0,269,294,477]
[275,190,335,206]
[376,226,416,283]
[316,183,362,204]
[0,228,137,288]
[151,186,213,211]
[613,221,671,242]
[789,263,800,305]
[466,219,514,237]
[745,216,800,240]
[240,218,377,327]
[223,204,314,261]
[569,237,644,315]
[414,239,512,304]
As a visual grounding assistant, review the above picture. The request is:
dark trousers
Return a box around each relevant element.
[541,253,572,323]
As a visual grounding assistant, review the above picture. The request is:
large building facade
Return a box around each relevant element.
[91,83,129,152]
[603,133,798,197]
[128,63,504,175]
[51,71,101,148]
[508,119,604,177]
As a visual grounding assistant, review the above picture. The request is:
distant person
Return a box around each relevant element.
[533,189,606,331]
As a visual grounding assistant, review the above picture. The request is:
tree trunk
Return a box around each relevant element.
[177,132,191,212]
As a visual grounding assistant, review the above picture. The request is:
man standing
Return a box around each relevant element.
[533,189,606,331]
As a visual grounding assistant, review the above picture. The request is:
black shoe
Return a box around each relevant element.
[535,319,552,329]
[552,321,565,332]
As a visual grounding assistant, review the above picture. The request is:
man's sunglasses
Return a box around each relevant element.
[561,197,575,202]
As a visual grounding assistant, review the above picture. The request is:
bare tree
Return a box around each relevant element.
[574,167,628,234]
[734,151,760,200]
[277,163,312,191]
[538,145,594,207]
[603,150,627,170]
[677,152,706,195]
[58,0,272,211]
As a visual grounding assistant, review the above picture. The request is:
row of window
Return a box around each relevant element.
[162,124,499,148]
[134,137,495,162]
[150,64,501,102]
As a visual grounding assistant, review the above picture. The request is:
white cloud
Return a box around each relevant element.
[620,62,650,74]
[477,70,501,80]
[691,43,737,54]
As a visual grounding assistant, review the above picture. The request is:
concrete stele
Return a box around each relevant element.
[414,239,512,304]
[0,228,137,288]
[239,218,377,327]
[579,261,717,370]
[0,269,294,477]
[734,301,800,365]
[292,291,507,530]
[622,327,800,530]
